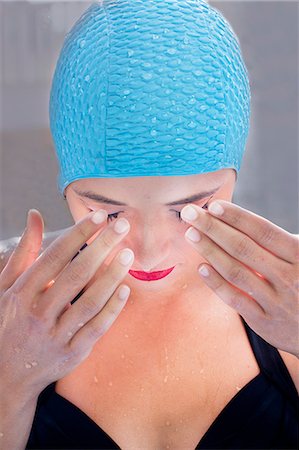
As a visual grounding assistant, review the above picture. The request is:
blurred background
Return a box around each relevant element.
[0,0,298,241]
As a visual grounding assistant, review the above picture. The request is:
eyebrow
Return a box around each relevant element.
[72,185,221,206]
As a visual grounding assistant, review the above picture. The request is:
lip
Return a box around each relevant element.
[129,266,175,281]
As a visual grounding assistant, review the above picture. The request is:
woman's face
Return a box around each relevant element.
[65,169,236,304]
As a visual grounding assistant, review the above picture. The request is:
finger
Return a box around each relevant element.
[67,283,130,356]
[12,209,108,297]
[207,200,298,263]
[39,218,131,318]
[198,263,265,320]
[0,210,44,291]
[185,227,274,310]
[56,247,134,340]
[182,204,290,286]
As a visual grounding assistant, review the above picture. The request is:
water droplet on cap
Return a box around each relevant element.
[78,39,86,48]
[84,75,90,82]
[142,73,153,80]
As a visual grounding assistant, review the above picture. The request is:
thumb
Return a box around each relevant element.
[0,209,44,291]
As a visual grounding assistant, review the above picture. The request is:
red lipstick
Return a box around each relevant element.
[129,266,175,281]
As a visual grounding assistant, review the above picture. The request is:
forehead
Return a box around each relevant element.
[69,170,230,198]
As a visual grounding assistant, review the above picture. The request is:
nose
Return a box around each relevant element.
[131,223,171,272]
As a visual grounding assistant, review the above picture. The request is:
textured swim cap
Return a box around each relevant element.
[49,0,251,198]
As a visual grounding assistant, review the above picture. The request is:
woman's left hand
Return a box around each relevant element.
[181,200,299,358]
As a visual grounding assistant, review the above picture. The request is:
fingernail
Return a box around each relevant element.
[118,249,134,265]
[114,219,130,234]
[26,210,32,227]
[198,266,209,277]
[23,209,33,234]
[185,227,201,242]
[181,205,198,221]
[91,210,106,224]
[208,202,224,216]
[118,285,130,300]
[27,209,36,225]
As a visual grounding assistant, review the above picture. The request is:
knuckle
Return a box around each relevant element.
[235,236,254,259]
[65,344,82,362]
[107,305,119,318]
[258,224,277,246]
[109,265,123,284]
[108,296,122,315]
[44,245,65,267]
[229,292,243,310]
[88,323,106,340]
[212,277,223,293]
[27,309,52,333]
[276,265,298,292]
[76,223,90,241]
[204,216,215,234]
[202,244,215,260]
[79,297,98,316]
[230,212,242,229]
[100,231,116,251]
[68,261,91,285]
[17,238,32,254]
[227,264,246,285]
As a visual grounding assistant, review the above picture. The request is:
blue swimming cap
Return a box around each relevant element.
[49,0,251,198]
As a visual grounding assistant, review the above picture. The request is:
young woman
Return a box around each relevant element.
[1,1,298,449]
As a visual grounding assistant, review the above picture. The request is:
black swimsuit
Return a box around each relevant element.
[25,315,298,450]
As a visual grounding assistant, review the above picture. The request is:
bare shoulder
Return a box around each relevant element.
[278,349,299,394]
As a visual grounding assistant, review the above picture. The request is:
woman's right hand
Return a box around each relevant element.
[0,208,134,402]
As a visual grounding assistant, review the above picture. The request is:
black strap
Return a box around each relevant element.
[240,315,299,412]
